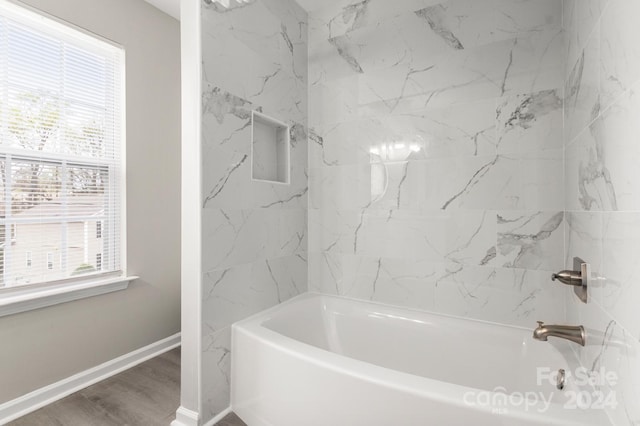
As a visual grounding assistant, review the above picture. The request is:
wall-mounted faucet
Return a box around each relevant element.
[552,270,582,286]
[533,321,586,346]
[552,257,589,303]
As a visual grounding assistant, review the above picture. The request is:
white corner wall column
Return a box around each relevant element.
[173,0,202,425]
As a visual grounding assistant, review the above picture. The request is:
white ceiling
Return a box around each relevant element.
[143,0,342,20]
[144,0,180,20]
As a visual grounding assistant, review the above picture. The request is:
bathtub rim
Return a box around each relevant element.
[230,293,607,425]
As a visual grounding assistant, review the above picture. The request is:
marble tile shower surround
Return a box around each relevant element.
[200,0,308,421]
[195,0,640,423]
[564,0,640,424]
[307,0,567,327]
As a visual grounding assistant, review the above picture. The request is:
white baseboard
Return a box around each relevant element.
[0,332,181,424]
[203,406,232,426]
[171,406,200,426]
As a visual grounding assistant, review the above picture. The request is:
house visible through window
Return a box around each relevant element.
[0,1,125,289]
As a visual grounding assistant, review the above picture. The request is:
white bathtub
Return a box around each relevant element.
[231,294,610,426]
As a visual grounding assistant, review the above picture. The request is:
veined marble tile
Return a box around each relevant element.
[200,0,309,419]
[433,155,521,211]
[309,0,443,41]
[434,279,563,328]
[202,114,308,210]
[202,0,308,86]
[309,164,374,210]
[311,28,562,125]
[600,0,640,110]
[308,76,360,127]
[311,0,560,52]
[201,327,231,422]
[202,83,253,155]
[563,0,579,68]
[596,83,640,211]
[309,100,496,168]
[307,252,438,309]
[202,146,251,211]
[357,209,497,264]
[493,0,562,42]
[308,252,562,327]
[575,0,609,53]
[353,58,498,116]
[601,212,640,339]
[565,125,611,212]
[202,208,306,272]
[519,150,564,211]
[308,123,372,167]
[349,209,445,261]
[496,89,563,155]
[202,209,269,272]
[202,31,306,124]
[602,326,640,426]
[310,153,525,212]
[309,208,497,267]
[498,29,564,97]
[567,84,640,212]
[564,27,600,145]
[311,11,451,82]
[307,208,360,255]
[202,255,306,333]
[565,80,640,214]
[567,301,640,425]
[496,211,564,271]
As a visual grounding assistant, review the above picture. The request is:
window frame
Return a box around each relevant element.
[0,0,136,318]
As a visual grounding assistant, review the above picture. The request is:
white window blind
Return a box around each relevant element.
[0,1,124,289]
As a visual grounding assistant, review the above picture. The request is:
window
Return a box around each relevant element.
[0,1,125,290]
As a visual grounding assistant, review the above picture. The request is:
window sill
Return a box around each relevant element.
[0,276,138,318]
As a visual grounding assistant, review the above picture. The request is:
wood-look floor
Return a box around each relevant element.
[215,412,247,426]
[8,347,247,426]
[9,348,181,426]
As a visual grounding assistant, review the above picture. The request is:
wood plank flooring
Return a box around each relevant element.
[215,412,247,426]
[10,349,180,426]
[8,347,248,426]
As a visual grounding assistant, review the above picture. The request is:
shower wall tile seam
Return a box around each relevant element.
[563,77,640,151]
[588,295,640,342]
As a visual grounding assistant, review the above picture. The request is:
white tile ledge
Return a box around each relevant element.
[0,275,138,317]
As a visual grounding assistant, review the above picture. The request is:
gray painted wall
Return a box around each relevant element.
[0,0,181,404]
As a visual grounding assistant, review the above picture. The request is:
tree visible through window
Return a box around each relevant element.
[0,2,124,288]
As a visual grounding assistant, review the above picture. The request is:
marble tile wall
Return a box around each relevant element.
[200,0,308,421]
[564,1,640,424]
[307,0,567,327]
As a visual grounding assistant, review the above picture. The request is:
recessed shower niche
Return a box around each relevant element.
[251,111,290,184]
